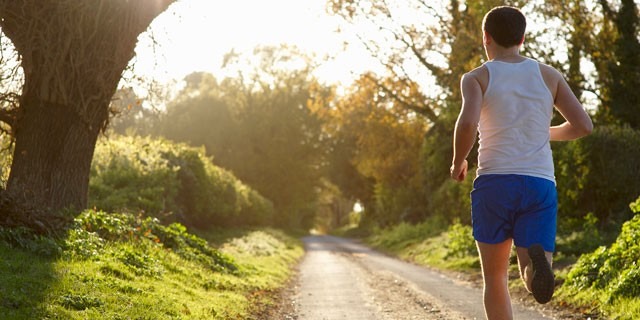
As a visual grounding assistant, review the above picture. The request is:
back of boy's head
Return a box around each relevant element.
[482,6,526,48]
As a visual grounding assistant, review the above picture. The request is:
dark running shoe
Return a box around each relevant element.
[528,244,555,304]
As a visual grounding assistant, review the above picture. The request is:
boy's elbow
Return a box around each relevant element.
[577,120,593,137]
[456,119,478,132]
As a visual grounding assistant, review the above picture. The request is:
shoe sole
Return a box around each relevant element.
[528,244,555,304]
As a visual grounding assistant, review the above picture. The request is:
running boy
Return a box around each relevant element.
[449,6,593,320]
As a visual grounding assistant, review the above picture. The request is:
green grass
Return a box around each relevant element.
[0,211,303,319]
[556,285,640,320]
[366,219,480,272]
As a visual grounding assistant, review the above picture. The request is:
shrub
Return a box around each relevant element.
[368,217,446,251]
[369,182,429,226]
[553,125,640,226]
[444,222,476,259]
[70,209,238,273]
[555,212,604,257]
[89,135,274,228]
[428,171,474,224]
[563,196,640,302]
[89,136,180,215]
[0,226,62,258]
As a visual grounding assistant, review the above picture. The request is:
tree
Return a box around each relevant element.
[154,47,329,228]
[108,87,159,135]
[329,0,525,120]
[595,0,640,128]
[533,0,640,127]
[319,74,428,225]
[0,0,175,232]
[328,1,524,221]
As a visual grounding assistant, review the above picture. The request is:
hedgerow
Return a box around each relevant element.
[89,135,274,228]
[553,125,640,226]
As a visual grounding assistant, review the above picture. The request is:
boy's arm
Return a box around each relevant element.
[550,71,593,141]
[451,72,482,181]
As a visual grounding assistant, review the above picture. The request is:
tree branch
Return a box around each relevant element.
[0,109,15,127]
[364,73,438,123]
[598,0,615,20]
[397,27,447,84]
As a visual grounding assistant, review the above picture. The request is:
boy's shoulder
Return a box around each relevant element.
[462,65,490,93]
[535,60,563,79]
[465,64,488,78]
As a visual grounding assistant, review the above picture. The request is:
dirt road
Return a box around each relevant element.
[291,235,558,320]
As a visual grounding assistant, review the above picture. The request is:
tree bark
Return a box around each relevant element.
[7,98,101,210]
[0,0,174,227]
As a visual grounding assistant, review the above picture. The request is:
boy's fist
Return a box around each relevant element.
[450,160,468,182]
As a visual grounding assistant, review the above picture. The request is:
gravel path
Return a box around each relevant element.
[290,235,559,320]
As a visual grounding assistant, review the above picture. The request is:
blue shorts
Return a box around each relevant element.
[471,174,557,252]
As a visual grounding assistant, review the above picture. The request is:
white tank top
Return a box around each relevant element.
[476,58,555,183]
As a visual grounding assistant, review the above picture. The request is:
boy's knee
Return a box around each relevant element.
[483,272,509,286]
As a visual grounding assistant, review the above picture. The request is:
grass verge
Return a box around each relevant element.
[0,210,303,319]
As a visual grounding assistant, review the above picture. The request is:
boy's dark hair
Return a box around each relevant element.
[483,6,526,48]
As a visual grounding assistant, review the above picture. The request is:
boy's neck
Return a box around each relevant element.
[488,46,523,62]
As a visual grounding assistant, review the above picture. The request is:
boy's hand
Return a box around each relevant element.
[450,160,468,182]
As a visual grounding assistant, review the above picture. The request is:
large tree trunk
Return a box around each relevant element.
[7,97,102,211]
[0,0,174,230]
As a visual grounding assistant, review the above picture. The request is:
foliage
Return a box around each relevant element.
[72,210,238,273]
[444,222,476,259]
[0,209,303,319]
[90,135,274,228]
[149,47,328,229]
[367,218,446,253]
[90,135,180,215]
[553,125,640,225]
[319,74,429,226]
[559,197,640,319]
[555,212,606,258]
[107,87,158,136]
[428,167,475,224]
[0,225,62,257]
[366,216,479,271]
[326,1,524,227]
[534,0,640,128]
[328,0,524,119]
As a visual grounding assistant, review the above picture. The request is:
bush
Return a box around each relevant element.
[89,135,274,228]
[555,212,605,257]
[444,222,476,259]
[89,136,180,215]
[368,217,446,251]
[553,125,640,226]
[71,209,238,273]
[563,196,640,302]
[428,171,474,224]
[368,182,429,227]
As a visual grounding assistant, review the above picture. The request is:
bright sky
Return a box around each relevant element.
[132,0,378,88]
